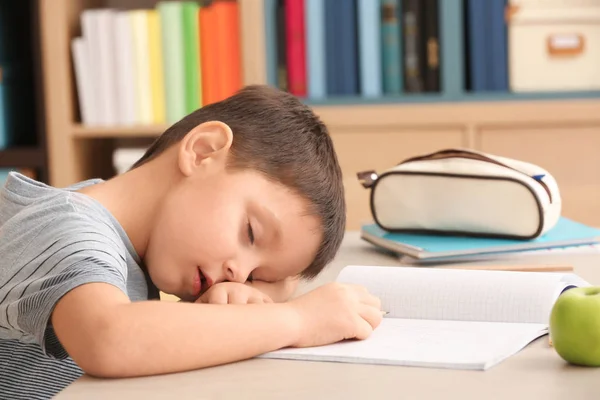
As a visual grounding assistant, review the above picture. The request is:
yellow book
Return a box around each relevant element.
[130,11,153,124]
[147,10,166,124]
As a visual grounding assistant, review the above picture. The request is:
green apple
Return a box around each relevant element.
[549,286,600,367]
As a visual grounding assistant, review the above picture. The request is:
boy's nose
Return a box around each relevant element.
[223,260,245,283]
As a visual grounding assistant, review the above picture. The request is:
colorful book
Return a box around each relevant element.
[131,10,153,125]
[200,3,220,105]
[325,0,358,95]
[381,0,402,95]
[275,0,288,91]
[147,10,167,124]
[182,1,202,113]
[214,0,242,101]
[361,217,600,261]
[305,0,326,99]
[423,0,440,92]
[358,0,382,97]
[402,0,424,92]
[466,0,488,92]
[157,1,187,123]
[489,0,508,91]
[285,0,307,97]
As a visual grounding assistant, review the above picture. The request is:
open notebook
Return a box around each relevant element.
[259,265,590,370]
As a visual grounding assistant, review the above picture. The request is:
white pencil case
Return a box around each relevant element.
[357,149,562,239]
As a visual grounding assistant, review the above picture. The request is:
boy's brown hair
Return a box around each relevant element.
[132,85,346,279]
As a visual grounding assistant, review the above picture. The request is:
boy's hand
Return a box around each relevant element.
[246,276,299,303]
[287,282,383,347]
[196,282,274,304]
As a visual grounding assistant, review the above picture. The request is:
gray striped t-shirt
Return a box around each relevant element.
[0,172,159,399]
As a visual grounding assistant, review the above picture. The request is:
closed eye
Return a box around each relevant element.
[247,221,255,245]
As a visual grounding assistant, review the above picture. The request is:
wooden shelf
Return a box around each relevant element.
[0,147,46,168]
[38,0,600,230]
[72,123,168,138]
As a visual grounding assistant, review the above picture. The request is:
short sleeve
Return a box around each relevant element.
[0,208,130,359]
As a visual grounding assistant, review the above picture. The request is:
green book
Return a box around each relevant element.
[157,2,187,123]
[182,1,202,113]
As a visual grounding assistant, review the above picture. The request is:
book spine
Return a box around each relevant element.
[489,0,508,91]
[157,2,187,123]
[324,0,339,95]
[131,10,153,125]
[114,12,137,125]
[182,1,201,112]
[215,0,242,101]
[71,38,95,126]
[466,0,487,91]
[285,0,307,96]
[147,10,167,124]
[337,0,359,95]
[200,4,220,105]
[305,0,326,99]
[423,0,440,92]
[402,0,424,93]
[275,0,288,91]
[381,0,402,95]
[80,11,102,125]
[358,0,382,97]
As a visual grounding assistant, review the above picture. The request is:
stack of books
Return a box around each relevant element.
[361,217,600,263]
[72,0,242,127]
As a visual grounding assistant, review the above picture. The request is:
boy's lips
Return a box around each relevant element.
[193,267,214,297]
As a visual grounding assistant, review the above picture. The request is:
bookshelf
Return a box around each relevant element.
[0,0,48,184]
[38,0,600,230]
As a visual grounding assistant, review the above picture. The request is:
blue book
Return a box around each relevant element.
[305,0,326,99]
[466,0,487,92]
[489,0,508,91]
[381,0,402,95]
[325,0,358,96]
[358,0,382,97]
[337,0,358,95]
[361,217,600,261]
[324,0,340,95]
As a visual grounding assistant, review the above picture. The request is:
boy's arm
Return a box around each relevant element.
[246,276,300,302]
[52,282,299,378]
[52,280,382,379]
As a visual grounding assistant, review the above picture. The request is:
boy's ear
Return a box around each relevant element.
[178,121,233,176]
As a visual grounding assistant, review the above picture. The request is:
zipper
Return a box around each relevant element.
[398,149,553,203]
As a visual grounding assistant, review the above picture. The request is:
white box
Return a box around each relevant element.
[508,6,600,92]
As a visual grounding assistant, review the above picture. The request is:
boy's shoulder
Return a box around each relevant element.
[1,172,105,227]
[0,172,133,261]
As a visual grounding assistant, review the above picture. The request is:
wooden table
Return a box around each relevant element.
[56,232,600,400]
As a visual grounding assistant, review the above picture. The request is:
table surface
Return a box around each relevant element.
[57,232,600,400]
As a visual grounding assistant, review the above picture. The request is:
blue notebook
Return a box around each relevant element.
[361,217,600,260]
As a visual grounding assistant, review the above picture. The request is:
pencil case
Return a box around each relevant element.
[357,148,562,240]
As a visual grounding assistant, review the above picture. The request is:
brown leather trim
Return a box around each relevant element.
[369,171,545,240]
[397,149,553,203]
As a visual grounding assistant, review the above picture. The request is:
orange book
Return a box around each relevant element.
[214,0,242,101]
[199,5,220,105]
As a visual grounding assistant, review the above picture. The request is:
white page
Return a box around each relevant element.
[337,265,589,324]
[260,318,548,371]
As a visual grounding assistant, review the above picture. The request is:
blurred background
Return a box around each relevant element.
[0,0,599,230]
